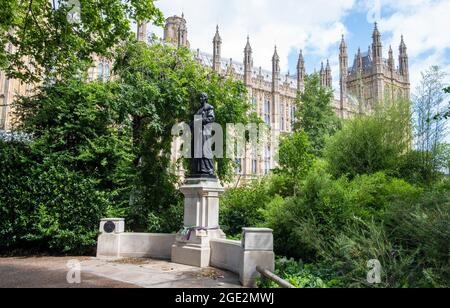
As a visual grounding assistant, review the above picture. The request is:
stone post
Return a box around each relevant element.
[240,228,275,287]
[171,177,226,267]
[97,218,125,258]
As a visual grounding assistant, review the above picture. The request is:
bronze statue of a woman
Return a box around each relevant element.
[189,93,216,178]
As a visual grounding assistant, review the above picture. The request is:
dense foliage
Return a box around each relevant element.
[0,0,163,83]
[325,100,412,179]
[0,41,250,253]
[221,69,449,288]
[1,80,131,253]
[294,74,341,156]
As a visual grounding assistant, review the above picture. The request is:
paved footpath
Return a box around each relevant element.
[0,257,242,288]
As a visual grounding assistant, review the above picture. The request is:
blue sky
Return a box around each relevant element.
[152,0,450,95]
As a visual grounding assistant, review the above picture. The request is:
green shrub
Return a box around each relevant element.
[325,100,412,179]
[0,141,35,249]
[264,162,421,260]
[220,178,273,236]
[383,183,450,287]
[258,257,342,288]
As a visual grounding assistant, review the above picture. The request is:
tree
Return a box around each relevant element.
[413,66,449,182]
[276,131,313,195]
[434,87,450,120]
[325,100,412,179]
[2,78,134,253]
[294,73,341,156]
[111,41,251,230]
[0,0,163,83]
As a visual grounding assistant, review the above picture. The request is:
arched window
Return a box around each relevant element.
[291,106,297,127]
[104,64,109,80]
[252,159,257,174]
[264,98,271,125]
[264,145,271,175]
[280,102,285,131]
[97,63,103,81]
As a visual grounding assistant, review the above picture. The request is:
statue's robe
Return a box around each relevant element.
[190,103,215,176]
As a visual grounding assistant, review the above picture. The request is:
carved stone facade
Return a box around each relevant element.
[340,23,410,116]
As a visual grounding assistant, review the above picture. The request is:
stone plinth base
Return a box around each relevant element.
[171,243,211,268]
[170,178,225,268]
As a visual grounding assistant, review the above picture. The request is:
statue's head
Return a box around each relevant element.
[199,92,208,107]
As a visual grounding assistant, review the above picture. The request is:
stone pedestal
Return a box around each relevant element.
[171,177,226,267]
[240,228,275,287]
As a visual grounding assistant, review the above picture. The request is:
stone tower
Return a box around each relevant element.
[244,36,253,86]
[339,35,348,117]
[344,23,410,112]
[164,14,190,48]
[272,46,281,131]
[297,50,305,93]
[137,21,147,42]
[399,35,409,83]
[212,25,222,73]
[325,59,332,88]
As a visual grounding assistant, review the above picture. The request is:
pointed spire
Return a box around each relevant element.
[326,59,331,71]
[212,25,222,72]
[272,45,280,92]
[297,49,305,69]
[388,45,395,71]
[272,45,279,61]
[372,22,382,62]
[320,62,326,87]
[244,35,252,52]
[399,35,407,53]
[399,35,408,78]
[356,48,363,71]
[213,25,221,42]
[372,22,380,38]
[244,36,253,85]
[340,34,347,51]
[297,49,305,93]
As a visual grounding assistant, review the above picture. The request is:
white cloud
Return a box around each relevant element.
[153,0,355,73]
[375,0,450,90]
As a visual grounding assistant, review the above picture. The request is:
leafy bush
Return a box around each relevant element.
[1,79,133,254]
[262,162,448,287]
[263,162,421,260]
[325,100,412,179]
[258,257,342,288]
[383,182,450,287]
[220,178,273,236]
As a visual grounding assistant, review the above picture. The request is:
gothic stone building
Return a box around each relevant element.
[164,16,410,180]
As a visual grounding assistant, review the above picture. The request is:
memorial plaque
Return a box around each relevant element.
[103,221,116,233]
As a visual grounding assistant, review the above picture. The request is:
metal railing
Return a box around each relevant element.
[256,266,296,288]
